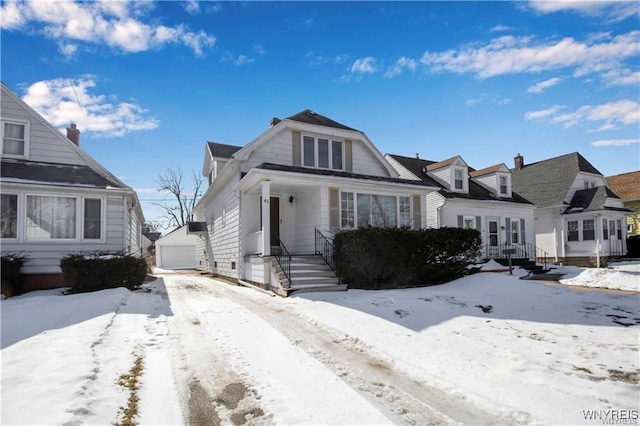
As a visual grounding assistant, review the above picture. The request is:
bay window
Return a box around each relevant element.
[302,135,343,170]
[567,218,598,242]
[582,219,595,241]
[341,191,411,228]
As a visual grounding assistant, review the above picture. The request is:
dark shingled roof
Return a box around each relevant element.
[1,159,125,188]
[512,152,603,208]
[207,142,243,159]
[253,163,438,187]
[388,154,532,205]
[565,187,630,214]
[286,109,359,132]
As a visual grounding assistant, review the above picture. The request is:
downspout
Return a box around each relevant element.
[595,213,601,268]
[122,197,128,253]
[234,189,242,281]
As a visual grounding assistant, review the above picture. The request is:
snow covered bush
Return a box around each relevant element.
[1,252,29,297]
[333,227,481,289]
[60,252,147,294]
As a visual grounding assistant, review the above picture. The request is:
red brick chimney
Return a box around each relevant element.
[66,123,80,146]
[514,153,524,170]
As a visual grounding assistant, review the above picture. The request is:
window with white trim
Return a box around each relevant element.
[567,219,597,242]
[2,120,28,158]
[1,194,18,238]
[454,168,464,190]
[602,218,608,240]
[27,195,77,239]
[302,135,343,170]
[463,217,475,230]
[510,220,520,244]
[341,191,410,229]
[499,175,508,195]
[567,220,579,241]
[83,198,102,239]
[582,219,595,241]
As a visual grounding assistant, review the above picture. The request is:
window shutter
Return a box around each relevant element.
[412,194,421,229]
[520,218,526,244]
[505,218,511,245]
[345,140,353,172]
[292,131,301,166]
[329,188,339,230]
[457,215,463,228]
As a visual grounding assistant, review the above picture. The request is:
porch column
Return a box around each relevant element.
[261,180,271,256]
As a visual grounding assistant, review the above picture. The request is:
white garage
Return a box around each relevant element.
[155,225,200,270]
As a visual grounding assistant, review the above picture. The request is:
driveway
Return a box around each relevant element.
[158,273,491,425]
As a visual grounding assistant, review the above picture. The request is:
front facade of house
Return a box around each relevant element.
[386,154,537,261]
[606,171,640,237]
[192,111,438,291]
[0,83,145,290]
[512,152,630,266]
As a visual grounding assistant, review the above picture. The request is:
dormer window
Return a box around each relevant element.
[2,120,28,158]
[454,169,464,190]
[499,175,508,195]
[302,135,343,171]
[584,180,595,189]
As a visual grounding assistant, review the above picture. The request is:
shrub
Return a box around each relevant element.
[333,227,481,290]
[60,252,147,294]
[1,252,30,297]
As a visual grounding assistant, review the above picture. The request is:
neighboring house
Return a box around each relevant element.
[511,152,630,266]
[154,225,199,269]
[191,110,439,295]
[0,83,145,291]
[386,154,537,262]
[605,171,640,237]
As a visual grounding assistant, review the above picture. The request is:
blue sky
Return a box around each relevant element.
[1,0,639,227]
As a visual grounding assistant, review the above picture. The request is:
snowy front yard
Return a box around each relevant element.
[1,264,638,425]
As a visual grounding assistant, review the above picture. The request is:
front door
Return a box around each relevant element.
[487,217,499,257]
[270,196,280,247]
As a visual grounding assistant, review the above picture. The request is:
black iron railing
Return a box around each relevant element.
[271,231,292,287]
[315,228,340,284]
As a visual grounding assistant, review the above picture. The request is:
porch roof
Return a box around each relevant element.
[250,163,440,188]
[564,187,632,214]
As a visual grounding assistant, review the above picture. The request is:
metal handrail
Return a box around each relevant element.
[314,228,340,284]
[485,243,548,269]
[271,231,292,287]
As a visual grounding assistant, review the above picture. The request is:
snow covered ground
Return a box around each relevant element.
[559,260,640,292]
[1,266,638,425]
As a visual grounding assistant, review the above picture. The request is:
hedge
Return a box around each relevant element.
[333,227,481,289]
[1,252,29,297]
[60,253,147,294]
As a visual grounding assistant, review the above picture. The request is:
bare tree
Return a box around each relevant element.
[154,168,204,229]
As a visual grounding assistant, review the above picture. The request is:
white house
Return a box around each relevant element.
[386,154,538,263]
[0,83,145,291]
[155,225,199,269]
[511,152,630,266]
[191,110,439,295]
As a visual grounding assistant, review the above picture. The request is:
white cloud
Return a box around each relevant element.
[184,0,200,15]
[526,1,640,22]
[306,51,349,67]
[499,98,512,105]
[21,77,159,138]
[235,55,255,65]
[351,57,377,74]
[303,18,314,27]
[465,98,480,106]
[420,31,640,79]
[58,42,78,59]
[525,100,639,130]
[490,24,512,32]
[601,68,640,86]
[384,57,417,78]
[0,0,215,56]
[253,44,266,55]
[527,77,562,93]
[591,138,640,147]
[524,105,565,120]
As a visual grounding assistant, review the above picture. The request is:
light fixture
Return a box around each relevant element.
[289,195,294,206]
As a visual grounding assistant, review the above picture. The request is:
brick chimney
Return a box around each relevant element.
[514,153,523,170]
[270,117,281,127]
[66,123,80,146]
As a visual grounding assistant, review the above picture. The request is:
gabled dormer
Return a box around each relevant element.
[203,142,242,185]
[470,163,512,198]
[425,155,469,193]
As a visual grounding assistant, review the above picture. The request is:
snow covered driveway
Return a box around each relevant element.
[162,274,486,425]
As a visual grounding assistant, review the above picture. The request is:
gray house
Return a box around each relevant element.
[511,152,630,266]
[0,83,145,291]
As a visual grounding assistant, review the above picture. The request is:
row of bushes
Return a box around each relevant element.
[333,227,481,289]
[1,252,148,296]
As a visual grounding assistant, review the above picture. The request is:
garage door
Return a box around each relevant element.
[160,245,197,269]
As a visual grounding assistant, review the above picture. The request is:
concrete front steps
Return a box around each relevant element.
[269,254,347,296]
